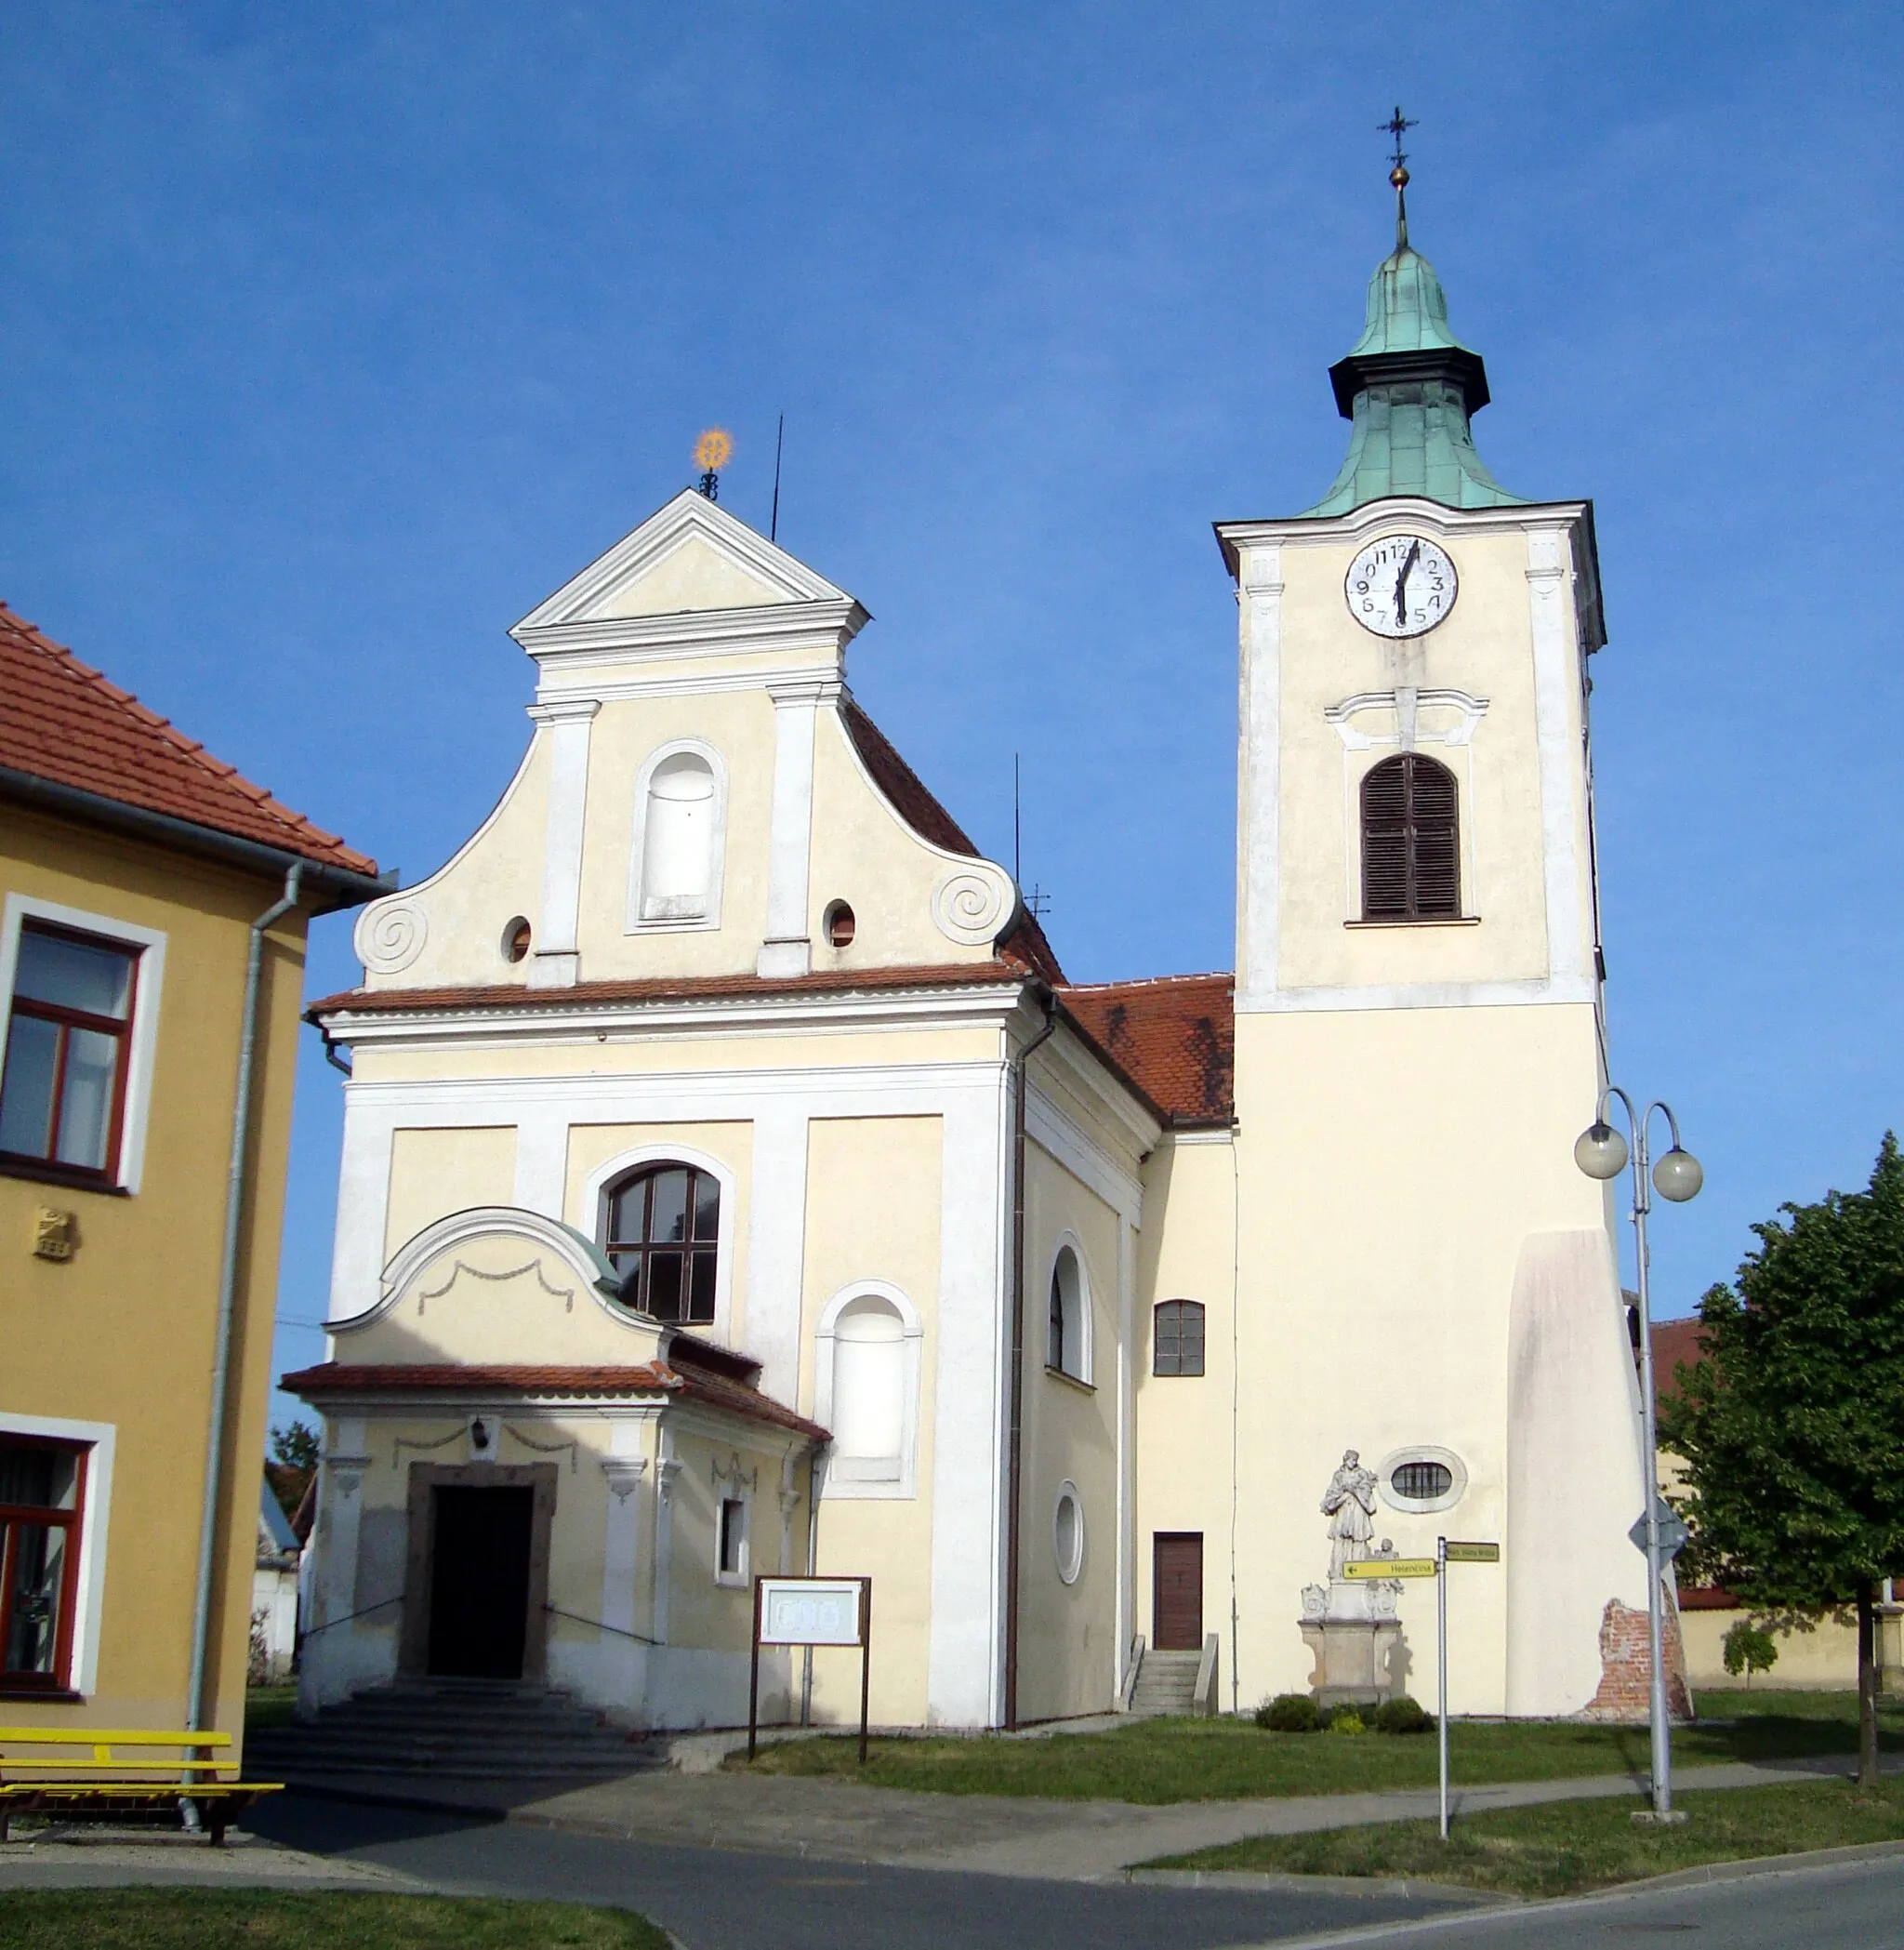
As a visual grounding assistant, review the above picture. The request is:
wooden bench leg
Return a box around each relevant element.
[206,1811,229,1848]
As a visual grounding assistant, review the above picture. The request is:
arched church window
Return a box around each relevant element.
[638,749,720,922]
[1153,1299,1206,1377]
[602,1163,720,1324]
[828,1295,906,1480]
[1360,752,1461,921]
[1048,1243,1088,1384]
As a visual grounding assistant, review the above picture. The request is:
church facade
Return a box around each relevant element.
[289,203,1661,1731]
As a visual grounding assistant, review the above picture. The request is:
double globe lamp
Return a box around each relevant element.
[1574,1089,1702,1820]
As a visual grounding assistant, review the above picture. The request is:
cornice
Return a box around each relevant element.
[1215,497,1593,574]
[513,597,867,667]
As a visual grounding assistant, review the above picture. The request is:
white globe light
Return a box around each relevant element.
[1653,1147,1704,1203]
[1574,1121,1630,1181]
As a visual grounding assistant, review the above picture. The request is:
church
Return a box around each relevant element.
[288,172,1662,1733]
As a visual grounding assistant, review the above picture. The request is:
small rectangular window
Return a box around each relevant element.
[0,1437,87,1692]
[0,925,141,1180]
[1153,1300,1206,1378]
[718,1496,747,1579]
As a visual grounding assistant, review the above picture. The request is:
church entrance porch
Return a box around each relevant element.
[400,1462,557,1684]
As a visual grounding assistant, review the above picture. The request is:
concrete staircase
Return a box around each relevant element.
[1126,1648,1203,1718]
[245,1678,657,1784]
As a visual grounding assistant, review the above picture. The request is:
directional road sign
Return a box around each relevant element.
[1444,1541,1501,1563]
[1342,1558,1437,1580]
[1629,1497,1689,1562]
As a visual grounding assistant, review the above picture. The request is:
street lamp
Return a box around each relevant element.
[1576,1087,1701,1822]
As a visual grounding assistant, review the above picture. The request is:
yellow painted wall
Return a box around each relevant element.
[383,1126,517,1259]
[1,806,311,1758]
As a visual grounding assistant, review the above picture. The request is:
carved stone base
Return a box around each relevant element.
[1300,1617,1404,1709]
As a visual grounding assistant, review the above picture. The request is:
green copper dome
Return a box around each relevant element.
[1303,234,1527,517]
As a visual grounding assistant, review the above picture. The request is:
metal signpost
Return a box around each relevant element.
[1346,1539,1499,1840]
[750,1575,873,1764]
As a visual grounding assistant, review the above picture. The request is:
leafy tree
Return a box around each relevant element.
[270,1419,321,1473]
[1662,1134,1904,1787]
[1721,1619,1778,1687]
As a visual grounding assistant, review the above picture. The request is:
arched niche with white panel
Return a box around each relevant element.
[813,1280,924,1499]
[1045,1234,1092,1386]
[628,741,728,932]
[578,1142,739,1339]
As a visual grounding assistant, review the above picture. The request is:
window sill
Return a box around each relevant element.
[1044,1364,1096,1395]
[714,1571,750,1590]
[1151,1368,1209,1380]
[0,1684,83,1702]
[1343,916,1481,929]
[0,1157,129,1197]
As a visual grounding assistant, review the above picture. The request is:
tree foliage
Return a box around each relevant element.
[270,1419,321,1473]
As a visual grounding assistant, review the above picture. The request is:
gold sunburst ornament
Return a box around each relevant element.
[694,428,733,501]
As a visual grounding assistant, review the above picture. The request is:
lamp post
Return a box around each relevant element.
[1575,1088,1702,1821]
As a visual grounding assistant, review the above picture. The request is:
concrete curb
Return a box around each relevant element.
[1117,1865,1515,1905]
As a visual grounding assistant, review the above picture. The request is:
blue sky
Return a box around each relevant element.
[3,6,1898,1435]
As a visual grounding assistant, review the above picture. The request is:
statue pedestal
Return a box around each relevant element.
[1300,1575,1405,1708]
[1879,1604,1904,1696]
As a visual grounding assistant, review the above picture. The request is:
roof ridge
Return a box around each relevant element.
[1060,970,1233,992]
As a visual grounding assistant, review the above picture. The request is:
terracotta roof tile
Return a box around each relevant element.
[1651,1318,1709,1404]
[1060,972,1235,1124]
[0,603,379,877]
[280,1360,829,1443]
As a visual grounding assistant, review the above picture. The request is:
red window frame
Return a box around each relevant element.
[0,922,141,1185]
[0,1436,88,1696]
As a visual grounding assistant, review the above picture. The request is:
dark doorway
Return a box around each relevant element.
[1153,1532,1204,1650]
[428,1486,534,1678]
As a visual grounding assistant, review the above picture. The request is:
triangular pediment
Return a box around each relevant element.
[513,489,853,637]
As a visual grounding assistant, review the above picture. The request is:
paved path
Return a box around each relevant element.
[272,1750,1894,1879]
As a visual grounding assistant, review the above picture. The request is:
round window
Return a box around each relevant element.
[502,916,532,963]
[1393,1461,1452,1501]
[1378,1446,1468,1514]
[825,900,856,948]
[1052,1481,1085,1585]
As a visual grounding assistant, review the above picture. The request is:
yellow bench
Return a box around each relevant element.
[0,1728,283,1846]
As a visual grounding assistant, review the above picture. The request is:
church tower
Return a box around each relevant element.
[1213,157,1655,1714]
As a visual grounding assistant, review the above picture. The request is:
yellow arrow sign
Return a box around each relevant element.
[1445,1541,1501,1564]
[1342,1559,1437,1580]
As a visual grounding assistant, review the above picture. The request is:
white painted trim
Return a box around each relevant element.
[713,1478,752,1589]
[0,1410,115,1696]
[522,603,865,668]
[759,682,822,976]
[626,737,729,935]
[1376,1444,1470,1516]
[1236,544,1282,1006]
[1025,1082,1144,1227]
[1114,1216,1135,1697]
[1527,526,1587,986]
[537,661,842,708]
[1052,1479,1085,1585]
[576,1142,740,1344]
[526,700,600,989]
[1325,688,1490,749]
[740,1105,808,1399]
[0,895,168,1195]
[813,1280,924,1501]
[1235,974,1598,1014]
[1217,497,1593,557]
[1044,1229,1093,1386]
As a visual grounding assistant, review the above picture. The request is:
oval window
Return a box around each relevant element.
[1378,1446,1467,1514]
[1053,1481,1085,1585]
[1392,1461,1452,1501]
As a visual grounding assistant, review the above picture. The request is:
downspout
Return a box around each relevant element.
[187,863,304,1742]
[1003,987,1058,1731]
[801,1441,823,1725]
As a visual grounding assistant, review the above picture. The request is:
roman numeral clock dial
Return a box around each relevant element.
[1346,534,1458,638]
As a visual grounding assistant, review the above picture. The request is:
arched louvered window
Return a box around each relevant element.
[602,1162,720,1324]
[1153,1299,1206,1377]
[1360,753,1461,921]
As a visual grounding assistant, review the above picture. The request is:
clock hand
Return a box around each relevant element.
[1395,540,1421,626]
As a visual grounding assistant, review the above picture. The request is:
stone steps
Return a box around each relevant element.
[1127,1649,1202,1718]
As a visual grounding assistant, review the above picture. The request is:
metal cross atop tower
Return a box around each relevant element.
[1380,106,1418,249]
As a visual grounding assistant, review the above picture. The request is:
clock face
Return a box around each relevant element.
[1345,534,1458,639]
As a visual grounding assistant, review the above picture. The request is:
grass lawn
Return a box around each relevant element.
[733,1689,1904,1805]
[245,1684,299,1735]
[1147,1774,1904,1899]
[0,1890,669,1949]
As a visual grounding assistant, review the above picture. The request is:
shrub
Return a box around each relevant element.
[1723,1619,1779,1686]
[1328,1709,1368,1736]
[1255,1691,1321,1732]
[1373,1694,1434,1735]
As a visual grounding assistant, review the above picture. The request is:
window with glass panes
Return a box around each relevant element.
[0,925,140,1179]
[0,1439,86,1692]
[1152,1299,1206,1377]
[602,1164,720,1324]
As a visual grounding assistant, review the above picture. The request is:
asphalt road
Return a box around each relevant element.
[249,1791,1465,1948]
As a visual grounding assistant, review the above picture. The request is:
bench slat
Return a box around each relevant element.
[1,1760,239,1773]
[0,1729,231,1748]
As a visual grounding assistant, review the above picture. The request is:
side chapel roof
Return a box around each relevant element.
[1059,972,1236,1126]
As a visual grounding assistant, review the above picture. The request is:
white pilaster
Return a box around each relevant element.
[1527,530,1586,986]
[1237,545,1283,1005]
[743,1105,809,1400]
[601,1442,648,1641]
[328,1092,395,1320]
[1114,1213,1136,1699]
[527,698,601,990]
[652,1429,681,1646]
[757,680,832,978]
[512,1107,569,1218]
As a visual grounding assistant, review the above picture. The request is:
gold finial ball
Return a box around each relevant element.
[1390,163,1409,190]
[694,428,734,472]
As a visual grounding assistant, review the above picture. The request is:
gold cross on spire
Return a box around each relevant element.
[1380,106,1417,249]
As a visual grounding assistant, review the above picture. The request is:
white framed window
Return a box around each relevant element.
[0,1412,113,1699]
[0,896,166,1195]
[716,1492,749,1587]
[1052,1480,1085,1585]
[627,740,728,933]
[578,1141,738,1341]
[814,1281,924,1500]
[1376,1445,1469,1515]
[1045,1236,1092,1386]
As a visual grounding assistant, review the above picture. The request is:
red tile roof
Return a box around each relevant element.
[0,602,379,878]
[280,1360,829,1443]
[1651,1318,1709,1402]
[1060,973,1235,1124]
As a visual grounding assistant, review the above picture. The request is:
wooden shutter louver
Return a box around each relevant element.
[1360,753,1461,921]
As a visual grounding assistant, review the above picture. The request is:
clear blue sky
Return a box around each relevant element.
[3,6,1897,1437]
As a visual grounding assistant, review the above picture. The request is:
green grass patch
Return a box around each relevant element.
[0,1889,670,1949]
[245,1684,300,1735]
[733,1689,1904,1804]
[1147,1774,1904,1899]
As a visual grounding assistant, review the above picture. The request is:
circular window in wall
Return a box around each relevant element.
[1377,1446,1468,1515]
[502,916,533,963]
[1053,1480,1085,1585]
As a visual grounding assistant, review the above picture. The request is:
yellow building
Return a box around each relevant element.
[292,186,1669,1732]
[0,604,386,1752]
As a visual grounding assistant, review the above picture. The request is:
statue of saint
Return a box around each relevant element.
[1321,1449,1379,1580]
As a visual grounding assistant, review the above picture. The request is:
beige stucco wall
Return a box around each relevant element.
[1,807,311,1758]
[384,1125,517,1259]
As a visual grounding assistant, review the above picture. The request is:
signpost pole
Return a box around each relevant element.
[748,1576,763,1763]
[1436,1535,1449,1842]
[857,1578,873,1766]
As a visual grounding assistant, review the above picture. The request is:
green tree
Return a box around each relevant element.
[1721,1619,1778,1687]
[270,1419,321,1473]
[1662,1134,1904,1787]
